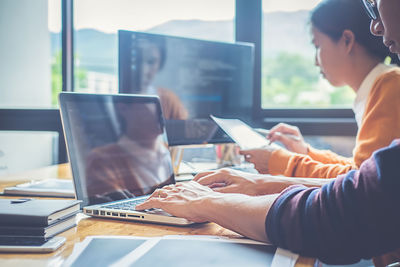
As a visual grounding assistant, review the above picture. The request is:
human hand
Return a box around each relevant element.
[193,168,266,196]
[267,123,308,155]
[139,180,279,242]
[135,181,220,223]
[238,147,277,174]
[194,168,297,195]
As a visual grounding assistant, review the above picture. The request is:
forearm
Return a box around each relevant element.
[200,193,279,243]
[307,146,352,165]
[268,149,355,178]
[266,140,400,264]
[256,175,334,195]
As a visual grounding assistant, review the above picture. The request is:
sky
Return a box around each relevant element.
[48,0,320,33]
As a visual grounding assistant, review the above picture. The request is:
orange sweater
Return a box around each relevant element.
[268,68,400,178]
[157,88,188,120]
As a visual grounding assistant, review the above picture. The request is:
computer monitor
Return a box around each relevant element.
[118,30,254,145]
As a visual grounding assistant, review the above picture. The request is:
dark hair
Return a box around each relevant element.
[310,0,400,66]
[141,35,167,70]
[151,36,167,70]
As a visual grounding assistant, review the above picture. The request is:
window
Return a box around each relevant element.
[73,0,235,93]
[0,0,62,108]
[261,0,355,109]
[0,0,62,174]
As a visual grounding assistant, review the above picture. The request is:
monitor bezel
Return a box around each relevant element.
[118,30,254,146]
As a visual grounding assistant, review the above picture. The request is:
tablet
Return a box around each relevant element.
[210,116,270,150]
[0,236,66,253]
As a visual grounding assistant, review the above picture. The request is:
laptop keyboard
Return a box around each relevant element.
[101,198,148,211]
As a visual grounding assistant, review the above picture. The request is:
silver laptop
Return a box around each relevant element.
[59,92,192,225]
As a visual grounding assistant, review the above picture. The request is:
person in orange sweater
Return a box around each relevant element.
[240,0,400,178]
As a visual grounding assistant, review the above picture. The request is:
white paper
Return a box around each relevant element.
[271,247,299,267]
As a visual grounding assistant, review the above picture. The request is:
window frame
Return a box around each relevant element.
[0,109,67,163]
[235,0,356,136]
[0,1,68,164]
[62,0,74,92]
[62,0,357,136]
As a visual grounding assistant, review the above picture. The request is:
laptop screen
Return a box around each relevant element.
[60,93,175,206]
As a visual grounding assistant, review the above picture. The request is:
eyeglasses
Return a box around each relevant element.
[361,0,378,20]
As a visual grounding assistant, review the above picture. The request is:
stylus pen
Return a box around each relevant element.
[254,128,301,142]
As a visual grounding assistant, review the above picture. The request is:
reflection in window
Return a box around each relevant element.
[73,0,235,94]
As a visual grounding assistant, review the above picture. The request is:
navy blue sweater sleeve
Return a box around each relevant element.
[266,139,400,265]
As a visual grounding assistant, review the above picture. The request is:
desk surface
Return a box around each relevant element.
[0,164,314,267]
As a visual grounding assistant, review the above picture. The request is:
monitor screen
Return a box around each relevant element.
[59,93,174,206]
[118,30,254,145]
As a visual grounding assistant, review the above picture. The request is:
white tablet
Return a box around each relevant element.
[211,116,270,150]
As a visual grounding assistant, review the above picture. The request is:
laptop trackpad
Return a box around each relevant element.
[145,208,174,217]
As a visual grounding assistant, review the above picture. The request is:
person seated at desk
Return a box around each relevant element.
[137,140,400,266]
[240,0,400,179]
[85,102,174,204]
[137,0,400,265]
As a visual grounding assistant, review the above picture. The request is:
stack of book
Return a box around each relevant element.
[2,179,75,198]
[0,198,81,240]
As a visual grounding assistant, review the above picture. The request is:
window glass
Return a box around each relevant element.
[0,0,62,174]
[261,0,355,108]
[0,132,58,175]
[305,135,355,157]
[73,0,235,93]
[0,0,61,108]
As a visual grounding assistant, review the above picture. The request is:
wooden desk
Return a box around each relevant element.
[0,164,314,267]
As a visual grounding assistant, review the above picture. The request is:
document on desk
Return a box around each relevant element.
[63,235,298,267]
[3,179,75,198]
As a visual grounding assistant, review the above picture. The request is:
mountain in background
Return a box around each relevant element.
[51,10,314,74]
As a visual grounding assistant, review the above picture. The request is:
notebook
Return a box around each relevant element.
[59,92,193,225]
[0,198,81,226]
[0,215,77,239]
[3,179,75,198]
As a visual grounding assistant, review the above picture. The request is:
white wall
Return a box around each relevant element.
[0,132,57,176]
[0,0,55,175]
[0,0,51,107]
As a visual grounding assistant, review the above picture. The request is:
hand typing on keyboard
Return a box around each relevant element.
[135,181,215,223]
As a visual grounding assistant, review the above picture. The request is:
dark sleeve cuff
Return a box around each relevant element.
[265,185,307,246]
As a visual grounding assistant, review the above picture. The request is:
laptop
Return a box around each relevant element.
[59,92,193,225]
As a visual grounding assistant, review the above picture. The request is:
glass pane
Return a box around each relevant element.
[73,0,235,94]
[0,1,62,170]
[305,135,356,157]
[261,0,355,108]
[0,131,58,175]
[0,0,61,108]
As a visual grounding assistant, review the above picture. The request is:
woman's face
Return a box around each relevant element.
[119,103,162,142]
[140,42,162,91]
[371,0,400,58]
[311,26,348,87]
